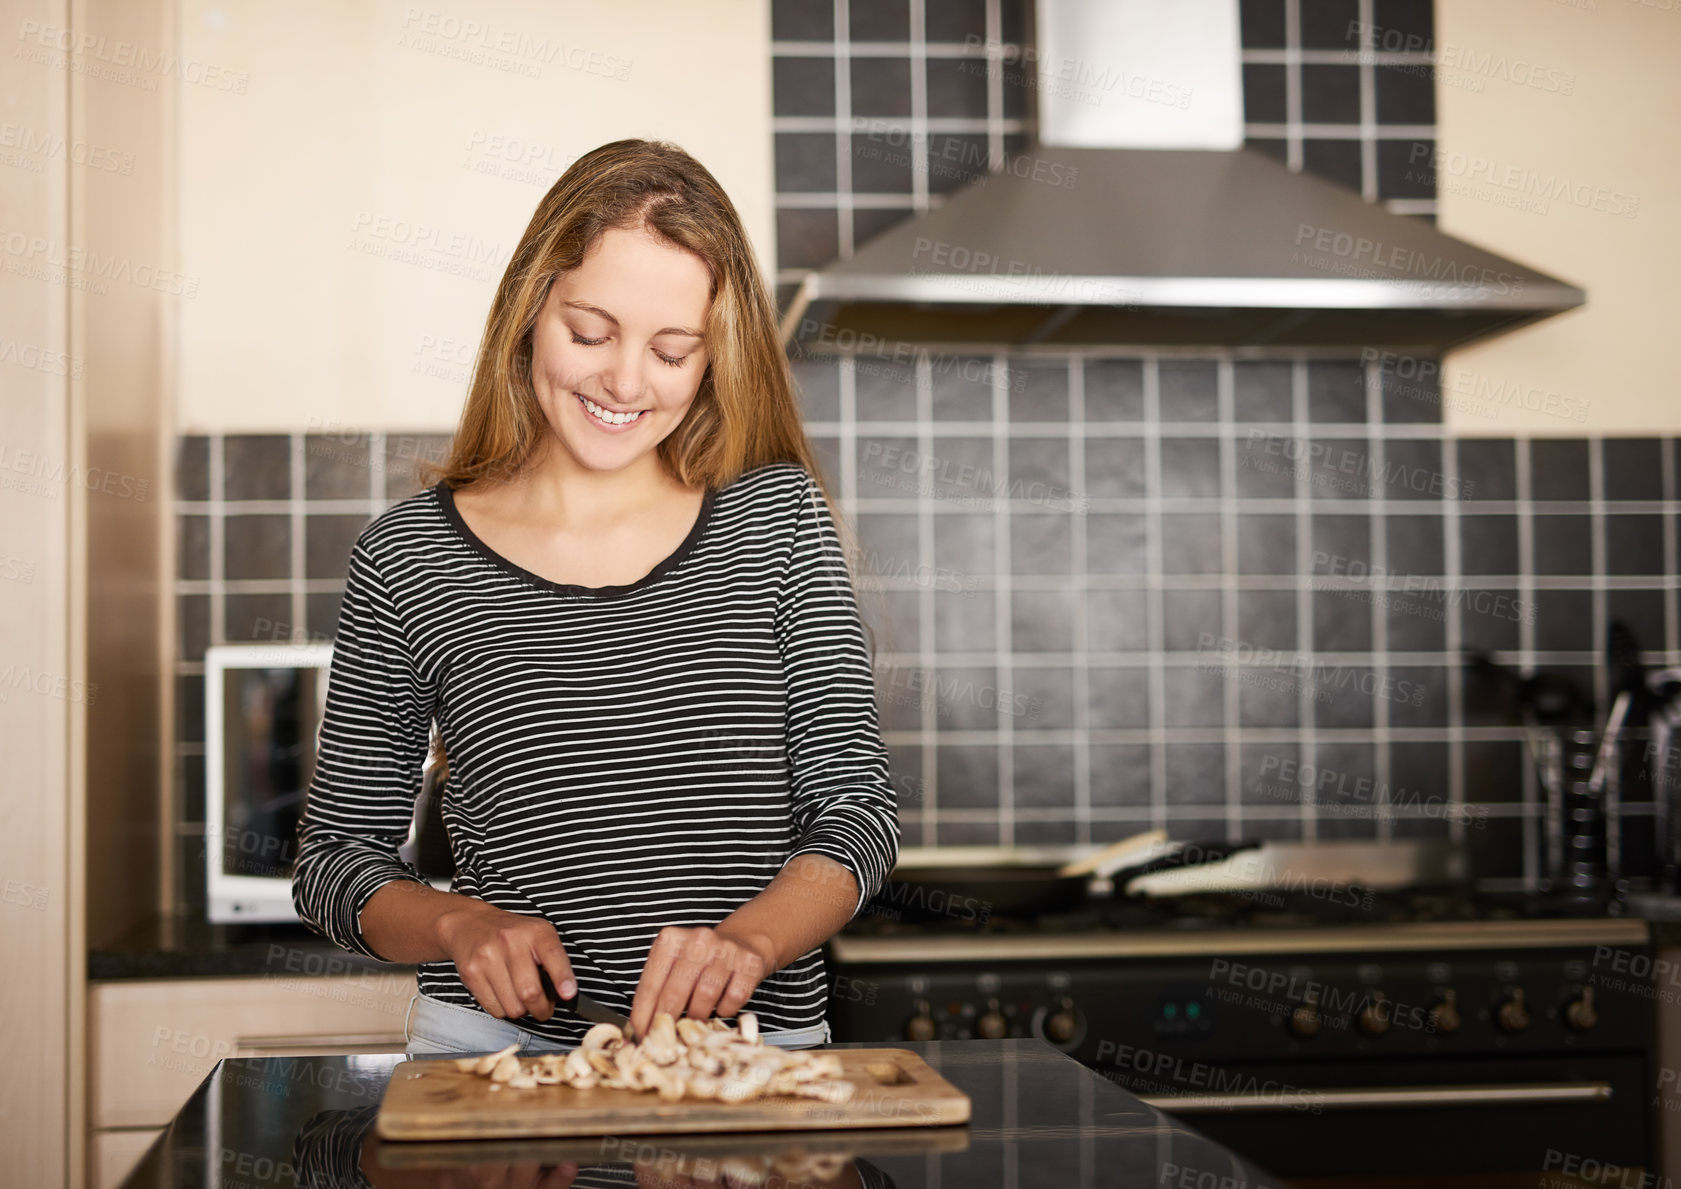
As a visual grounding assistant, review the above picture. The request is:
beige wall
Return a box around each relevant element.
[5,0,175,1177]
[2,1,77,1182]
[176,0,775,435]
[1437,0,1681,434]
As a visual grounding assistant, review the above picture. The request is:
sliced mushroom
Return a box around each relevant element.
[471,1043,519,1076]
[441,1010,853,1106]
[641,1063,688,1102]
[561,1049,595,1089]
[674,1017,711,1047]
[642,1012,681,1065]
[613,1043,645,1090]
[687,1048,725,1076]
[702,1029,745,1052]
[580,1022,624,1051]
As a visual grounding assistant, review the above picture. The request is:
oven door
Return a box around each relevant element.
[1137,1054,1651,1184]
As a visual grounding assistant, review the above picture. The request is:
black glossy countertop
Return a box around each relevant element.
[117,1038,1286,1188]
[89,912,413,980]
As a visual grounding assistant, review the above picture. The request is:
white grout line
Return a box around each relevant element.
[985,0,1004,171]
[916,346,937,848]
[1665,439,1679,663]
[1589,436,1608,713]
[907,0,929,212]
[1240,49,1435,65]
[995,349,1014,843]
[1292,359,1316,840]
[1366,359,1392,842]
[1442,437,1466,849]
[1588,438,1610,884]
[1516,436,1539,884]
[209,436,224,648]
[1218,358,1242,842]
[1356,0,1378,204]
[369,431,386,517]
[833,0,855,258]
[1069,356,1091,844]
[1283,0,1303,173]
[838,360,857,512]
[290,432,306,641]
[1243,121,1436,140]
[1143,356,1167,833]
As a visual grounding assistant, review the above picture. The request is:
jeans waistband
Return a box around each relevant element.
[404,992,832,1056]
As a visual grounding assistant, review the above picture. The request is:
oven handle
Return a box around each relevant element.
[1139,1081,1613,1114]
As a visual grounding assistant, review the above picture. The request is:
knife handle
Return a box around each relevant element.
[537,966,569,1009]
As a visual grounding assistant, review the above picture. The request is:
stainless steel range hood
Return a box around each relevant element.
[781,1,1584,353]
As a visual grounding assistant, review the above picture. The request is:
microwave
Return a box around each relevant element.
[204,643,450,923]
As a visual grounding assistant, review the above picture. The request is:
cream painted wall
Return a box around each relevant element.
[2,1,75,1180]
[1437,0,1681,434]
[177,0,774,434]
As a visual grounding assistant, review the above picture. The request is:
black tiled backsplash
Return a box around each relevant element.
[170,434,450,910]
[756,0,1675,886]
[173,420,1681,901]
[172,415,1680,901]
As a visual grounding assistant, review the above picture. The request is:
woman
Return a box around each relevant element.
[291,138,900,1058]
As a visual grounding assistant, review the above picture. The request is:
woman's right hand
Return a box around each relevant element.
[434,899,577,1023]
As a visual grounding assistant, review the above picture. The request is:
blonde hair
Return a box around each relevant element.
[415,138,873,777]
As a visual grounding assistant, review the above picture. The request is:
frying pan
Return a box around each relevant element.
[869,831,1262,920]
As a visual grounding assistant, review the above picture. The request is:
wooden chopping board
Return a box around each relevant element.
[376,1047,970,1140]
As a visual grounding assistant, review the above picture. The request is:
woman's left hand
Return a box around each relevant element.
[629,925,779,1036]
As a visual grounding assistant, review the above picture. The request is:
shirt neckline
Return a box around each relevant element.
[432,479,716,599]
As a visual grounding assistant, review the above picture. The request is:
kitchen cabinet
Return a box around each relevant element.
[87,972,416,1179]
[90,1130,162,1189]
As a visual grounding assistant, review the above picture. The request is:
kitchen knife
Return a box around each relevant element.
[537,967,635,1036]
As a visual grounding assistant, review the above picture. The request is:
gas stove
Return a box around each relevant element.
[823,887,1655,1183]
[843,883,1627,938]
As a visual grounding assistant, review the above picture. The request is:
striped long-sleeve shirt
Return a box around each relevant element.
[291,460,900,1044]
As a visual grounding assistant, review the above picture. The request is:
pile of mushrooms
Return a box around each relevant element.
[451,1011,856,1105]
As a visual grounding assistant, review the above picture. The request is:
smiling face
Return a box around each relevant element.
[527,223,713,478]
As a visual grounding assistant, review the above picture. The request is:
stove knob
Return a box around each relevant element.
[1288,994,1321,1039]
[1496,989,1530,1034]
[1045,998,1079,1045]
[904,999,937,1042]
[1358,991,1391,1038]
[1564,987,1598,1032]
[977,998,1009,1040]
[1428,990,1462,1035]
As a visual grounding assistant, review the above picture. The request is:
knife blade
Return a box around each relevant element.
[537,967,634,1036]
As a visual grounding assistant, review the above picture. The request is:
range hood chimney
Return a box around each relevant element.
[781,0,1584,352]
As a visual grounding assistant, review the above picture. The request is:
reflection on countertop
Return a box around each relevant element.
[89,910,412,980]
[117,1039,1287,1189]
